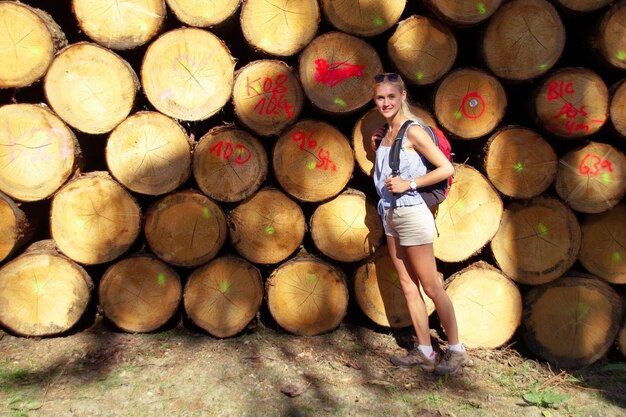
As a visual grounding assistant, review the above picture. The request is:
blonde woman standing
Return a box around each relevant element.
[371,73,466,375]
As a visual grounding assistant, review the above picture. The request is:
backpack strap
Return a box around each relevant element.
[388,119,414,176]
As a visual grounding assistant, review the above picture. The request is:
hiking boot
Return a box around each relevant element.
[434,349,467,376]
[390,349,437,372]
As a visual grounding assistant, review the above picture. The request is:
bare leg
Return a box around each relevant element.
[386,235,432,347]
[404,243,460,345]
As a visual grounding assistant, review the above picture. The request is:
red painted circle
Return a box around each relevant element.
[461,92,486,119]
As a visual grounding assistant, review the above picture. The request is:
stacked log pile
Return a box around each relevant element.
[0,0,625,369]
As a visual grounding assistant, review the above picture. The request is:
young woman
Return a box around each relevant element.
[371,73,466,375]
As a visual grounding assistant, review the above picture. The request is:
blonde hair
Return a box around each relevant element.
[374,73,424,124]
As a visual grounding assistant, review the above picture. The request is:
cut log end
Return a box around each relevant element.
[44,42,139,134]
[434,68,507,139]
[0,249,93,337]
[51,172,142,265]
[145,190,227,268]
[482,0,565,81]
[228,187,305,265]
[193,126,268,203]
[184,256,264,338]
[0,1,66,88]
[310,189,384,263]
[523,275,623,368]
[388,15,457,86]
[72,0,166,50]
[99,255,182,333]
[0,103,79,202]
[106,111,191,196]
[141,27,234,121]
[491,195,581,285]
[266,256,349,336]
[446,261,522,349]
[241,0,320,56]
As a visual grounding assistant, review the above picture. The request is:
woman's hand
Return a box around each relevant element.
[384,175,410,194]
[370,126,386,151]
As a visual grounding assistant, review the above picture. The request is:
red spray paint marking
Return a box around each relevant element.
[460,92,485,119]
[547,81,575,101]
[578,153,614,176]
[291,130,336,172]
[209,141,252,165]
[245,74,295,118]
[546,80,605,134]
[314,58,365,88]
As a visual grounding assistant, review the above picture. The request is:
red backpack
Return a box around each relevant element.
[388,120,453,207]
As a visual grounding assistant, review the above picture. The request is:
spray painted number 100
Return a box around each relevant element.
[578,153,613,176]
[209,141,252,165]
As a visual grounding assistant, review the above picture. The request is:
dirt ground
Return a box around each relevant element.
[1,313,625,417]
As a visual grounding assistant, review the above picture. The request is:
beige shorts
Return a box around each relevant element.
[384,204,435,246]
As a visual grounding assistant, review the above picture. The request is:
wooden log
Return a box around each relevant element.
[481,0,566,81]
[555,141,626,213]
[424,0,504,26]
[533,67,609,139]
[352,105,436,176]
[141,27,235,121]
[554,0,613,13]
[387,15,457,86]
[44,42,139,135]
[578,203,626,284]
[106,111,191,196]
[0,240,93,337]
[99,254,182,333]
[320,0,406,37]
[228,187,305,265]
[51,172,141,265]
[144,190,227,268]
[445,261,522,349]
[0,192,33,263]
[273,119,354,202]
[298,31,383,115]
[72,0,166,50]
[433,67,507,140]
[266,254,349,336]
[609,78,626,140]
[183,255,263,338]
[165,0,241,27]
[433,163,503,263]
[483,126,558,199]
[192,125,267,203]
[310,189,384,263]
[523,273,623,368]
[0,1,67,88]
[592,0,626,71]
[490,195,581,285]
[231,60,304,137]
[240,0,320,57]
[0,103,80,202]
[352,245,437,329]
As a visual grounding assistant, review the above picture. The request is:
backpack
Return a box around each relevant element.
[388,120,453,207]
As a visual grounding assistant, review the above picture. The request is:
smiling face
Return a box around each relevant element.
[373,82,406,121]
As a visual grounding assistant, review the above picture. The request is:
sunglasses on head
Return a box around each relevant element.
[374,73,400,83]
